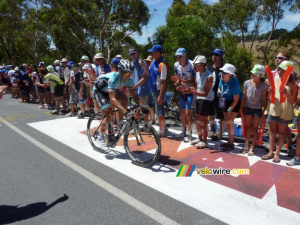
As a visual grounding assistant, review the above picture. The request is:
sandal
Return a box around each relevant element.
[261,155,273,160]
[240,147,249,154]
[222,143,234,151]
[248,148,255,156]
[273,156,281,163]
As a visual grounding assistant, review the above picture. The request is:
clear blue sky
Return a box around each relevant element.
[132,0,300,45]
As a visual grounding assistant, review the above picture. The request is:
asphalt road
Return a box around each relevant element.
[0,95,225,225]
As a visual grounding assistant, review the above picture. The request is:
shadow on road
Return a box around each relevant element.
[0,194,68,224]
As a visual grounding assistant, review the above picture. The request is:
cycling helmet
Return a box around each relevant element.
[118,59,134,74]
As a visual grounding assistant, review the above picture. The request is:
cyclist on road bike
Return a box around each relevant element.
[92,59,140,148]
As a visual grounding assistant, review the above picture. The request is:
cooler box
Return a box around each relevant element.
[214,118,243,137]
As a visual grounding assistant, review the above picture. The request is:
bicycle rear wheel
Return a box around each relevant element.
[123,122,161,167]
[87,113,111,153]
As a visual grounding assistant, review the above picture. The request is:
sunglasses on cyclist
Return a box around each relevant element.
[276,56,286,60]
[124,72,132,77]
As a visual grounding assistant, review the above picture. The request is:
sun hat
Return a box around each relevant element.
[81,55,89,61]
[148,44,163,53]
[115,54,123,59]
[94,53,104,59]
[220,63,236,75]
[144,55,153,62]
[251,65,266,77]
[175,48,186,56]
[83,64,93,71]
[61,58,68,63]
[210,49,224,57]
[278,61,294,71]
[193,55,206,64]
[54,60,60,64]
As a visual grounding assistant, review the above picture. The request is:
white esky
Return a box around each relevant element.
[132,0,300,44]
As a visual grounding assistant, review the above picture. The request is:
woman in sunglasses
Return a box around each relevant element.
[263,61,298,163]
[272,52,298,155]
[217,64,243,151]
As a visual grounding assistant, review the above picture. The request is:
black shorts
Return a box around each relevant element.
[210,98,225,119]
[46,86,51,92]
[38,87,46,93]
[54,85,65,97]
[195,99,214,116]
[222,100,241,113]
[244,106,262,117]
[93,89,110,110]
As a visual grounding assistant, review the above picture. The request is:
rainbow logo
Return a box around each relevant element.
[176,165,196,177]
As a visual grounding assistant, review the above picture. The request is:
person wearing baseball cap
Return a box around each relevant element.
[173,48,195,142]
[239,65,268,156]
[148,44,168,137]
[128,47,151,121]
[207,48,225,141]
[217,63,243,151]
[185,55,214,148]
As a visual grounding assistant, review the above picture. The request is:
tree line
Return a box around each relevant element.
[0,0,299,90]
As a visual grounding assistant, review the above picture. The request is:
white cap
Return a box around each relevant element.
[193,55,206,64]
[47,65,54,72]
[61,58,68,63]
[220,63,236,76]
[54,60,60,64]
[83,64,93,71]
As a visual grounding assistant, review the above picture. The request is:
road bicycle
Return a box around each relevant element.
[87,105,161,167]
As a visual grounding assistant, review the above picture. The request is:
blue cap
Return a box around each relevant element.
[210,49,224,57]
[148,44,163,53]
[175,48,186,56]
[111,58,120,66]
[67,61,74,67]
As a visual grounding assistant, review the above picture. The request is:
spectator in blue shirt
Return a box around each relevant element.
[94,53,111,76]
[217,63,243,151]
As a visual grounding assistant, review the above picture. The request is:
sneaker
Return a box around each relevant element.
[174,132,185,138]
[286,157,300,166]
[85,110,91,117]
[39,105,45,109]
[190,139,200,145]
[211,132,221,141]
[184,133,192,142]
[78,112,85,119]
[66,112,75,117]
[195,141,207,149]
[96,139,108,151]
[51,110,59,115]
[159,127,169,137]
[60,109,67,114]
[208,131,215,138]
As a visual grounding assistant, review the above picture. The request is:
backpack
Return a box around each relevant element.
[74,71,84,90]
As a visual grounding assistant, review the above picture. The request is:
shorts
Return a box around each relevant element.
[210,98,225,119]
[179,93,193,110]
[195,99,214,116]
[46,86,51,92]
[86,86,92,99]
[267,115,290,124]
[93,89,110,111]
[140,96,149,106]
[152,90,165,116]
[222,100,241,113]
[54,85,65,97]
[147,94,154,106]
[78,90,87,104]
[69,88,79,104]
[244,106,262,117]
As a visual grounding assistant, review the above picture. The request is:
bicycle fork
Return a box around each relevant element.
[132,121,145,146]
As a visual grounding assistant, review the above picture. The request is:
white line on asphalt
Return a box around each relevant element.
[1,117,179,225]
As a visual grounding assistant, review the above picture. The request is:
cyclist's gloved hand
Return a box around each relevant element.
[125,110,133,120]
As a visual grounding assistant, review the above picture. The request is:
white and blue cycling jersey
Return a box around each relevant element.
[174,59,195,87]
[93,72,134,93]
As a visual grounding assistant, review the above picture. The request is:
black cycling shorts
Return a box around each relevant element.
[93,89,110,110]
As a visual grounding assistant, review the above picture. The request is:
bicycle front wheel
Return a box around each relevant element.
[123,122,161,167]
[87,113,111,153]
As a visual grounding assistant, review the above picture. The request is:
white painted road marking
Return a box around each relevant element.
[1,117,179,225]
[25,117,300,225]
